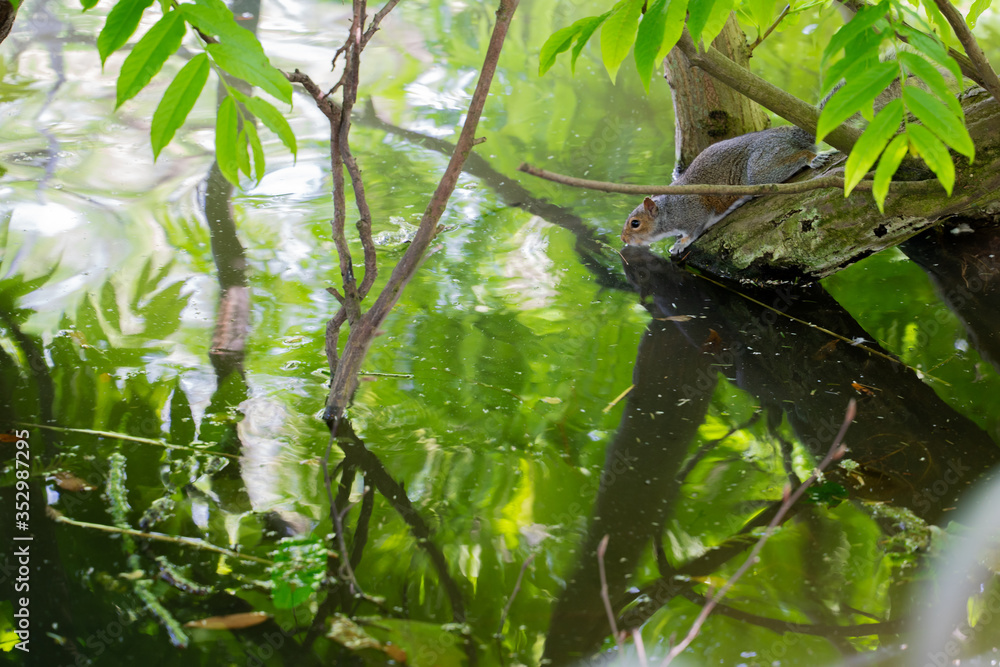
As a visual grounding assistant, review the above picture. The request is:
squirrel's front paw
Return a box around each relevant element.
[809,150,841,171]
[669,236,692,255]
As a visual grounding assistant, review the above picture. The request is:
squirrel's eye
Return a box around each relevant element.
[629,219,641,229]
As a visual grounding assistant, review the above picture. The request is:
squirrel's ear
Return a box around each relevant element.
[643,197,657,215]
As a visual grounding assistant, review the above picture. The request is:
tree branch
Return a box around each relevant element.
[517,162,939,196]
[675,28,862,154]
[929,0,1000,103]
[325,0,520,417]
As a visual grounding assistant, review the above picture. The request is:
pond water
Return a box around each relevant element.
[4,0,1000,665]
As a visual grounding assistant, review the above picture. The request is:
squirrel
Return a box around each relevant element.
[620,125,826,252]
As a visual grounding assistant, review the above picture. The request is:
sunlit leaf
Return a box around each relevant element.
[872,134,909,212]
[634,0,669,91]
[236,128,251,177]
[844,98,903,194]
[822,27,886,94]
[655,0,690,62]
[748,0,776,32]
[600,0,645,83]
[821,0,889,68]
[898,51,962,117]
[700,0,738,46]
[570,13,612,71]
[907,123,954,195]
[215,95,241,186]
[179,0,258,49]
[207,41,293,105]
[817,60,898,142]
[81,0,101,11]
[97,0,155,64]
[231,89,297,157]
[244,120,266,182]
[967,0,993,27]
[902,86,974,161]
[151,53,210,159]
[898,24,963,83]
[115,10,186,108]
[539,22,585,76]
[686,0,718,44]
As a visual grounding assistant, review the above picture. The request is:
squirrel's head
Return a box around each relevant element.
[621,196,690,249]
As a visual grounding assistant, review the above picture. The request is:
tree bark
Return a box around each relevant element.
[664,14,770,172]
[683,89,1000,283]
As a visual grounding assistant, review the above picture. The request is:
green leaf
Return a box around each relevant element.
[115,9,187,108]
[872,133,908,212]
[179,0,258,49]
[244,120,266,182]
[748,0,776,32]
[216,95,240,186]
[686,0,718,44]
[817,60,898,142]
[634,0,670,91]
[903,86,975,161]
[570,13,612,71]
[656,0,689,61]
[236,129,251,178]
[151,53,210,159]
[81,0,100,11]
[898,24,963,83]
[231,89,297,157]
[898,51,962,117]
[967,0,993,28]
[97,0,155,64]
[844,98,903,194]
[821,0,889,68]
[207,42,293,105]
[907,123,955,195]
[540,22,585,76]
[700,0,738,46]
[822,27,887,94]
[600,0,645,83]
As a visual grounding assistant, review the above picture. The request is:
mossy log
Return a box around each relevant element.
[683,90,1000,283]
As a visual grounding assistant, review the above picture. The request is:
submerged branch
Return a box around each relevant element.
[517,162,939,196]
[49,510,274,565]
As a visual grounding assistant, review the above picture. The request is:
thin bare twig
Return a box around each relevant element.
[929,0,1000,103]
[20,423,239,459]
[597,535,625,654]
[749,4,790,53]
[658,399,856,666]
[325,0,520,417]
[677,588,906,637]
[497,554,536,636]
[517,162,939,196]
[361,0,401,48]
[49,509,274,565]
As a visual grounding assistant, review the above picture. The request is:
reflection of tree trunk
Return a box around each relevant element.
[204,161,250,381]
[624,247,998,523]
[546,247,999,661]
[544,313,714,664]
[901,222,1000,375]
